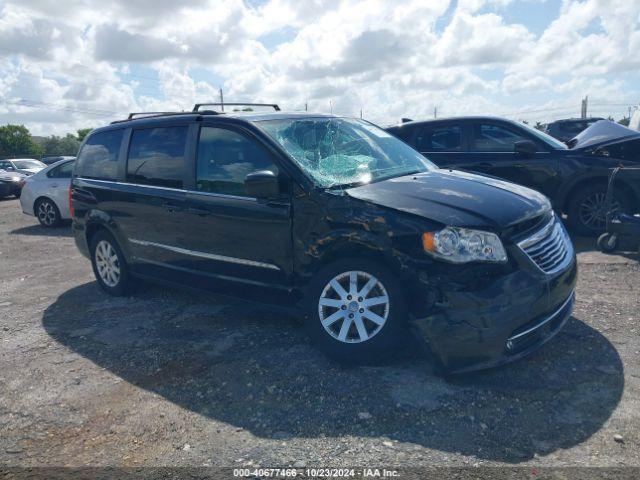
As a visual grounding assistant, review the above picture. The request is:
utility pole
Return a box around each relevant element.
[329,100,333,114]
[305,101,308,112]
[434,106,437,119]
[580,95,588,118]
[219,88,224,112]
[360,108,363,119]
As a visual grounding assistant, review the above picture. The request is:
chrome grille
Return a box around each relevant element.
[518,216,573,274]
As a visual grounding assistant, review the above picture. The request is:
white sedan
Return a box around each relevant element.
[0,158,46,176]
[20,158,74,227]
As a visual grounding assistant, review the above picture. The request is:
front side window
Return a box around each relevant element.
[48,161,74,179]
[471,124,529,152]
[258,117,435,188]
[415,125,462,152]
[127,126,188,189]
[196,127,278,197]
[76,130,124,180]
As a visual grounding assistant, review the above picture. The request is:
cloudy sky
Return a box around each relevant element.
[0,0,639,135]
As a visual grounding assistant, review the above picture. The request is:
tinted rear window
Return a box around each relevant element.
[415,125,462,151]
[75,130,124,180]
[126,126,188,189]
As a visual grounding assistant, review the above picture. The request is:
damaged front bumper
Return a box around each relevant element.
[410,253,577,374]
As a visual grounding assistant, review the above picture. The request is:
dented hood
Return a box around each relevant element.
[346,169,551,230]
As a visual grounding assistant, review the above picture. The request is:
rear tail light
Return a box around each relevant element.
[68,185,75,218]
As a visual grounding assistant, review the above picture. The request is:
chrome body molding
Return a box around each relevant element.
[507,291,574,342]
[128,238,281,270]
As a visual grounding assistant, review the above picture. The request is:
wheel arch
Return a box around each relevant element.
[559,174,638,213]
[33,195,58,216]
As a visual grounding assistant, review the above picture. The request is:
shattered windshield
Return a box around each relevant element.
[257,117,435,188]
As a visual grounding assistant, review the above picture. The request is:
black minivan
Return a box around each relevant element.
[70,104,577,373]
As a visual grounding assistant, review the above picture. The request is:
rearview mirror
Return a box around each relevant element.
[244,170,280,199]
[514,140,537,157]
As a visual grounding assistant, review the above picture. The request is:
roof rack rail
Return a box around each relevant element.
[192,102,280,112]
[127,111,186,120]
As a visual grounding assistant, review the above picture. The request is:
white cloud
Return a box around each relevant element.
[0,0,638,136]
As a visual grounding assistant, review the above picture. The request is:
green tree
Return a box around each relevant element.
[534,121,545,131]
[618,117,630,127]
[42,134,81,156]
[76,128,92,142]
[0,124,43,157]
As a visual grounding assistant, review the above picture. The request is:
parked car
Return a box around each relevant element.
[0,158,46,175]
[69,104,576,373]
[387,117,640,235]
[41,155,76,166]
[0,169,26,199]
[544,117,604,143]
[20,158,74,227]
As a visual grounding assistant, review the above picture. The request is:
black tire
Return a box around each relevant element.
[303,258,408,363]
[35,198,61,228]
[597,233,619,253]
[566,184,630,236]
[14,191,21,199]
[90,230,134,296]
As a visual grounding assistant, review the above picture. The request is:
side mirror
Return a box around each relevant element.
[244,169,280,199]
[514,140,537,157]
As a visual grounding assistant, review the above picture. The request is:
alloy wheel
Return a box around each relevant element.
[37,201,57,226]
[95,240,121,287]
[318,271,389,343]
[578,192,619,231]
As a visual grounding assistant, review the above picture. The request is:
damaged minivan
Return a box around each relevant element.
[70,105,577,373]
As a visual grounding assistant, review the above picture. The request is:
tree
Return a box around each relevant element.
[0,124,43,157]
[77,128,92,142]
[618,117,630,127]
[42,134,81,156]
[534,121,545,131]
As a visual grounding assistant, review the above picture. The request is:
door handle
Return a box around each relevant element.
[187,207,210,216]
[162,202,183,213]
[51,184,58,188]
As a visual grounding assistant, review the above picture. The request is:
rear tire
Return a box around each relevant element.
[35,198,61,228]
[90,230,134,296]
[303,259,408,363]
[566,184,630,236]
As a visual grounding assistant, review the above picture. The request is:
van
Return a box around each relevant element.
[70,103,577,373]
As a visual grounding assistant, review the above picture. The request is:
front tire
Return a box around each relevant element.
[303,259,408,363]
[90,231,134,296]
[566,185,630,236]
[35,198,61,227]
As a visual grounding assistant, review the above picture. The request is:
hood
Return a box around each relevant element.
[570,120,640,150]
[346,169,551,230]
[0,170,26,182]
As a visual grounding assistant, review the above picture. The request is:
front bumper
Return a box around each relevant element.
[411,252,577,374]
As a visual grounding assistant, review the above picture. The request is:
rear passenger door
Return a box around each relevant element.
[115,124,192,271]
[178,123,292,287]
[45,160,74,217]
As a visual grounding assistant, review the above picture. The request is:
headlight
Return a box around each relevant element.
[422,227,507,263]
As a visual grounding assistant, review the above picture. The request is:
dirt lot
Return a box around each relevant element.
[1,196,639,472]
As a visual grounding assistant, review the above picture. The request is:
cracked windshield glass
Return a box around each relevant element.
[258,117,435,188]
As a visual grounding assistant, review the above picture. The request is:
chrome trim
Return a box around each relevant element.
[517,216,574,275]
[129,238,280,270]
[76,177,258,201]
[76,177,187,193]
[508,292,574,342]
[517,212,555,249]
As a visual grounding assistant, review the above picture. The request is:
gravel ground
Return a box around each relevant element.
[1,197,639,473]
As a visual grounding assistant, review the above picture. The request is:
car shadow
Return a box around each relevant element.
[9,223,73,238]
[571,235,639,261]
[42,282,624,463]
